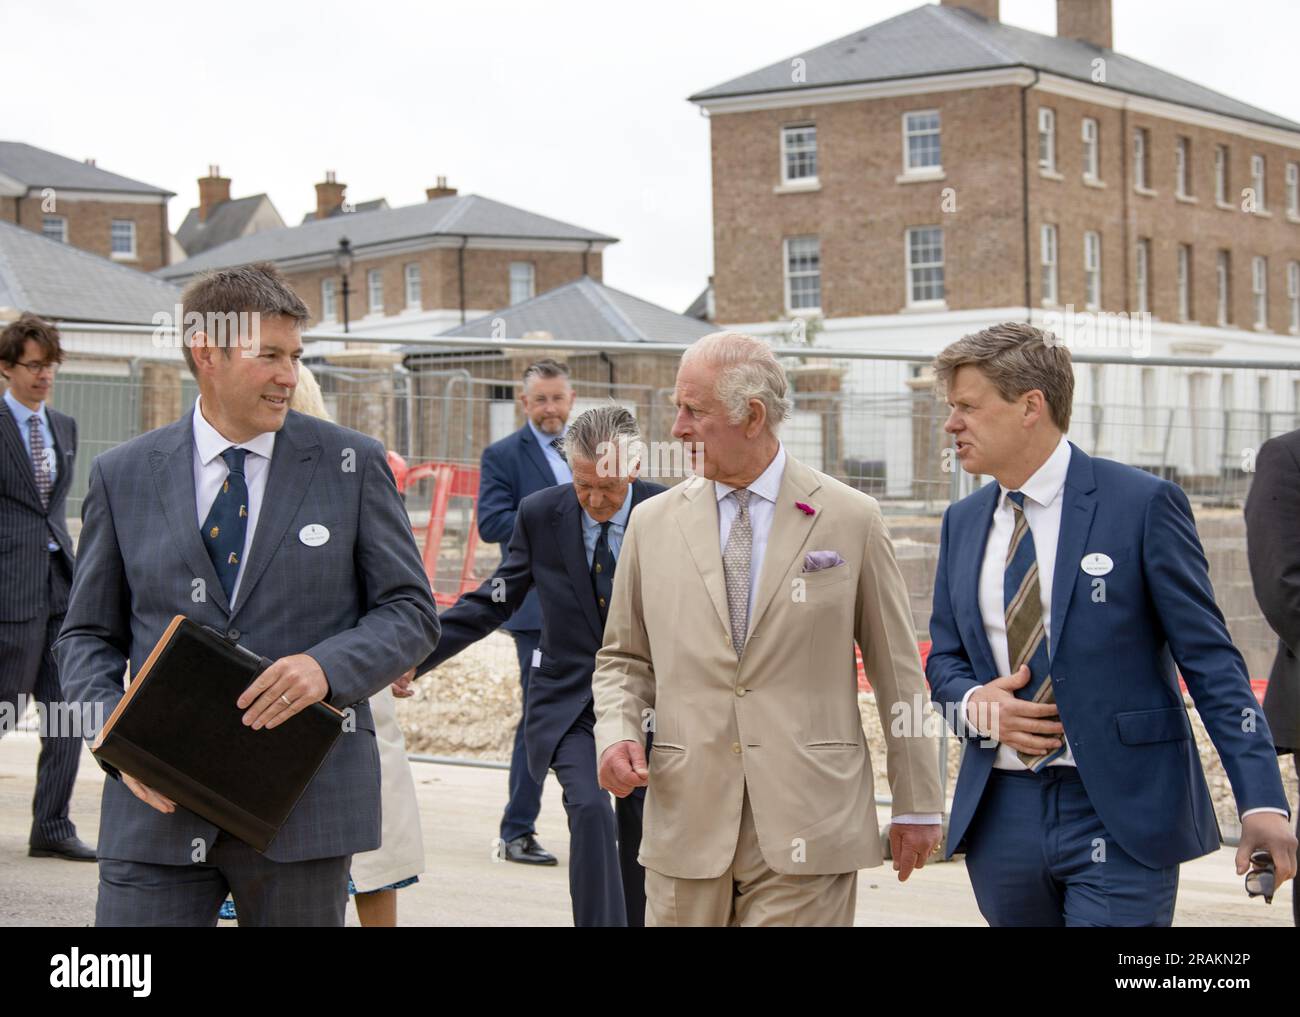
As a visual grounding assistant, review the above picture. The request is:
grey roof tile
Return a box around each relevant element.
[0,141,174,195]
[175,194,275,256]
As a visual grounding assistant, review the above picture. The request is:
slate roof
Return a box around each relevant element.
[175,194,278,257]
[0,141,174,195]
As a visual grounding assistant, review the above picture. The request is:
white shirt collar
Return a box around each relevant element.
[192,396,276,466]
[715,442,786,505]
[527,418,566,449]
[999,435,1072,510]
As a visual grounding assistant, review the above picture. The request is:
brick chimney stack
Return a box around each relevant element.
[315,170,347,220]
[1057,0,1113,49]
[426,176,458,200]
[197,165,231,223]
[939,0,999,21]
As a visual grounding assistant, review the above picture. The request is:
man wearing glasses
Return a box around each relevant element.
[0,313,92,862]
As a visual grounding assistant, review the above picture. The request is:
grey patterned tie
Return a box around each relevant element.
[723,489,753,655]
[28,416,52,509]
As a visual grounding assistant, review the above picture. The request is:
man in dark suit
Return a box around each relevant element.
[54,264,440,926]
[416,406,664,925]
[475,357,575,865]
[0,314,91,861]
[927,322,1295,926]
[1245,427,1300,925]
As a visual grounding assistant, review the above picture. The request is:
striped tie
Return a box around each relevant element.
[723,489,753,655]
[27,416,52,508]
[1004,491,1066,770]
[549,436,567,464]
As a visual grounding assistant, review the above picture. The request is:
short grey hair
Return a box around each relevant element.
[680,331,792,434]
[521,358,570,390]
[564,404,642,471]
[932,322,1074,431]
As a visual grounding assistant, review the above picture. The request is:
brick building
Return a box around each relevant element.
[690,0,1300,491]
[158,173,617,344]
[173,166,286,261]
[0,141,174,273]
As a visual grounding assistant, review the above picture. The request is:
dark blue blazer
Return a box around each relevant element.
[423,478,666,781]
[928,442,1289,869]
[477,424,567,634]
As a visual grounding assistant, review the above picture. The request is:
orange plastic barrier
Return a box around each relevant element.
[389,453,483,608]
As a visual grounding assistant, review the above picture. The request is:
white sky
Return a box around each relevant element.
[4,0,1299,314]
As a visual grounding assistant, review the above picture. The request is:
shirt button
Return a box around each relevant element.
[598,597,606,608]
[731,742,742,754]
[227,628,240,641]
[735,686,746,697]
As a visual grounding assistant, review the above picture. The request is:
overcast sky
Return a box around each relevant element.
[5,0,1298,313]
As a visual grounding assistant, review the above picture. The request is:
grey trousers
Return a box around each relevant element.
[95,833,351,927]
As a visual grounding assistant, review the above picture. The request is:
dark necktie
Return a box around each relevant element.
[201,447,250,601]
[1004,490,1065,770]
[550,435,567,464]
[591,520,615,623]
[27,416,52,508]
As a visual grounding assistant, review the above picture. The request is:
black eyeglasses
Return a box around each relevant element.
[1244,849,1275,904]
[16,361,58,376]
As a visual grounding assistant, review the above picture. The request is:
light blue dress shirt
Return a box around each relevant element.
[4,387,57,485]
[527,419,572,485]
[580,486,634,568]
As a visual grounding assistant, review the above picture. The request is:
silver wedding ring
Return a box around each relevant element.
[280,694,293,707]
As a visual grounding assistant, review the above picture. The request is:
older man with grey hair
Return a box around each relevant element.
[419,405,667,925]
[594,331,943,926]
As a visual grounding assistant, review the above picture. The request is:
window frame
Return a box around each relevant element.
[110,218,136,260]
[367,268,384,315]
[1081,117,1100,181]
[509,261,536,305]
[1253,255,1269,329]
[1037,107,1056,173]
[1040,223,1058,305]
[781,123,819,186]
[1084,230,1102,310]
[783,235,822,314]
[42,215,67,243]
[404,262,422,310]
[904,225,946,309]
[902,109,942,175]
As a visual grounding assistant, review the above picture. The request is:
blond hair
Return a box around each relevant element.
[290,363,331,422]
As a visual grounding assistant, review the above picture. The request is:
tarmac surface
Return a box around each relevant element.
[0,731,1291,927]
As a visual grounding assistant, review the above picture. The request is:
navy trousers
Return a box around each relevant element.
[0,557,80,846]
[616,787,646,927]
[550,711,627,926]
[501,630,545,842]
[963,767,1179,927]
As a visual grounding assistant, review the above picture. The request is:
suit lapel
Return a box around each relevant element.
[0,402,45,509]
[555,490,604,644]
[47,410,74,505]
[1048,444,1097,665]
[150,415,231,615]
[519,427,555,488]
[958,482,1000,678]
[748,456,822,639]
[229,412,322,619]
[675,476,731,637]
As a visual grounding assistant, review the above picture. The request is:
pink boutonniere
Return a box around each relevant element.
[794,501,815,516]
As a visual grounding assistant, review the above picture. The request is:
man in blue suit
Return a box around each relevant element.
[418,406,664,925]
[927,322,1296,926]
[476,358,575,865]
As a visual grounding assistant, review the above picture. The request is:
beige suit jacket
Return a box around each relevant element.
[593,452,943,878]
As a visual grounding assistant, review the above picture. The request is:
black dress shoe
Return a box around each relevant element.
[29,836,97,862]
[503,833,558,865]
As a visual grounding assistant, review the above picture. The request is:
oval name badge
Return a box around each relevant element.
[299,523,330,547]
[1080,552,1114,577]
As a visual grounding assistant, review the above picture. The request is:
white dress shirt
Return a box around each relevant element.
[192,397,276,608]
[717,443,939,826]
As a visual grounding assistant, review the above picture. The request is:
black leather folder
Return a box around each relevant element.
[92,615,345,852]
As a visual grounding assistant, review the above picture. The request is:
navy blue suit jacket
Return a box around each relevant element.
[928,442,1289,869]
[477,424,567,634]
[423,478,666,781]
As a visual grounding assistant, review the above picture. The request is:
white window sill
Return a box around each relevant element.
[1254,323,1271,331]
[1039,168,1064,181]
[1085,303,1101,312]
[1176,193,1198,204]
[1134,185,1159,198]
[774,179,821,194]
[785,307,822,318]
[1083,176,1106,189]
[896,168,945,184]
[1287,213,1300,224]
[402,304,423,314]
[1254,209,1273,218]
[110,252,137,262]
[901,300,949,313]
[1041,299,1062,309]
[1216,199,1236,211]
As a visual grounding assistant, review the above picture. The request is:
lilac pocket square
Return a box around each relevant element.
[802,550,846,573]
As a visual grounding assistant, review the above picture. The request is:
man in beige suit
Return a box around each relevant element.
[594,331,943,926]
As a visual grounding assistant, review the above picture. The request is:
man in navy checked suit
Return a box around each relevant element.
[55,265,440,926]
[0,314,91,861]
[475,358,576,865]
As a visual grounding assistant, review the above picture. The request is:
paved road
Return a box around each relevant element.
[0,732,1290,926]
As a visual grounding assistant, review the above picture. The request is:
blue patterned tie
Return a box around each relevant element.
[201,447,249,602]
[591,520,615,624]
[1003,491,1065,770]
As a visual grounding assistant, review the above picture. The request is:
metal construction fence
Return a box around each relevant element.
[35,322,1300,685]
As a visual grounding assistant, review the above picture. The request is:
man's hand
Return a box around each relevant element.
[391,667,416,698]
[890,823,942,881]
[1236,811,1298,887]
[598,740,649,798]
[122,772,177,814]
[965,665,1064,754]
[237,653,330,730]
